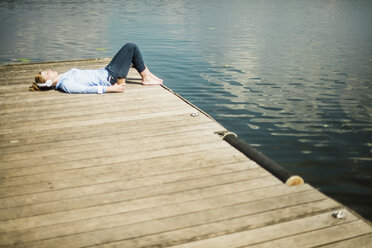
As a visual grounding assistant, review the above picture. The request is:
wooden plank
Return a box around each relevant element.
[2,59,371,248]
[0,164,258,209]
[0,122,221,156]
[0,132,225,172]
[0,184,315,247]
[1,143,250,187]
[0,139,232,178]
[88,197,342,248]
[0,93,184,121]
[0,58,111,72]
[0,100,193,131]
[0,91,175,118]
[0,158,257,209]
[0,129,221,161]
[0,158,258,200]
[165,210,362,248]
[0,122,225,171]
[245,220,372,248]
[0,169,271,221]
[316,233,372,248]
[0,86,162,108]
[0,148,256,189]
[0,86,158,110]
[0,174,282,233]
[0,118,218,150]
[0,113,217,145]
[0,114,207,142]
[0,58,109,68]
[0,147,253,198]
[0,107,200,136]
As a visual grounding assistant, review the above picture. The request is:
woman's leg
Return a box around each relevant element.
[106,43,162,85]
[106,43,143,82]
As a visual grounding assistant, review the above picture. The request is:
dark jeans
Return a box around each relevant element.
[105,43,146,84]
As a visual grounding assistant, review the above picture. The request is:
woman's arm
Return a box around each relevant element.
[106,83,126,93]
[57,80,125,94]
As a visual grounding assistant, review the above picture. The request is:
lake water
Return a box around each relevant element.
[1,0,371,220]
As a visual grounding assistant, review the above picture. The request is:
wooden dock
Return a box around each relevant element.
[0,59,371,247]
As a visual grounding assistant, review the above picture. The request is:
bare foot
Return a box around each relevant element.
[142,76,163,85]
[140,67,163,85]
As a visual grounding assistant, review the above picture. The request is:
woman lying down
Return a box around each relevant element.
[29,43,163,94]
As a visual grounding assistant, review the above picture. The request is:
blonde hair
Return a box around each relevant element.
[29,71,50,91]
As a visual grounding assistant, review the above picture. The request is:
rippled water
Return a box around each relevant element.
[1,0,371,220]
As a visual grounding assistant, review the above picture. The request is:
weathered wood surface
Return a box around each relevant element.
[0,59,371,247]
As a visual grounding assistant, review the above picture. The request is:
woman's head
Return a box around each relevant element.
[30,70,59,91]
[34,71,44,84]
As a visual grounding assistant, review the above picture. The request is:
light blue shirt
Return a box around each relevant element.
[55,68,111,94]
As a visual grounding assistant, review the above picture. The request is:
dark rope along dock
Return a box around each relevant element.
[0,59,371,247]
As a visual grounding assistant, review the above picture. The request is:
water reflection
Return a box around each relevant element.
[0,0,112,63]
[0,0,371,220]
